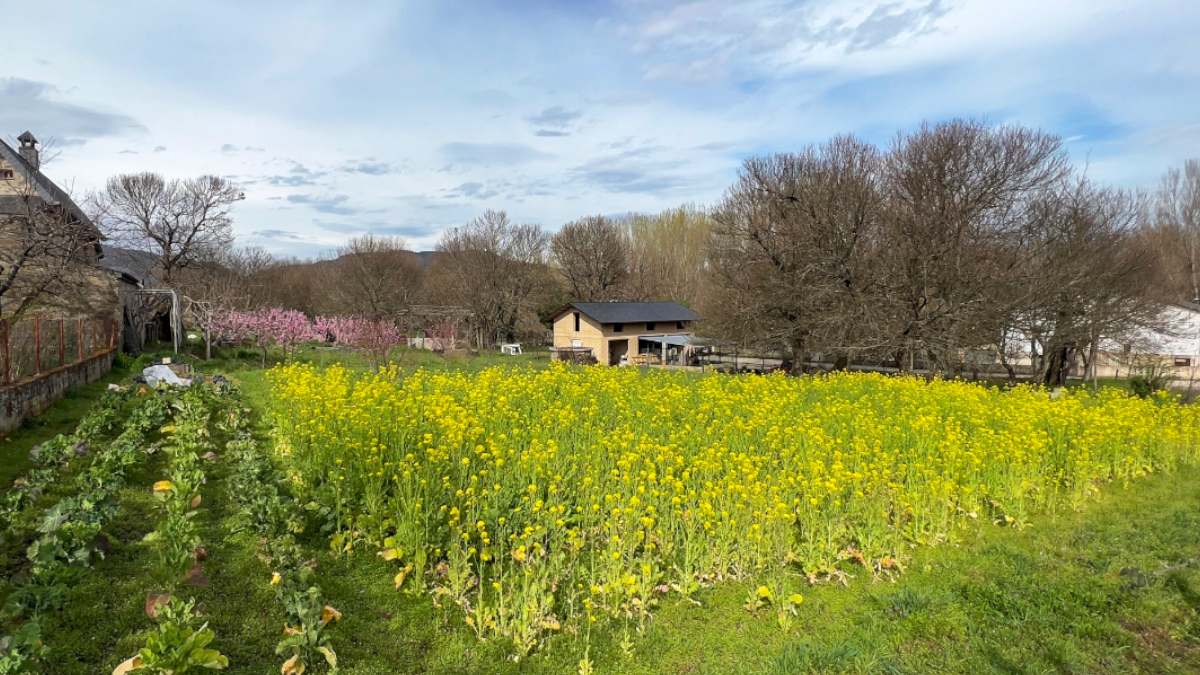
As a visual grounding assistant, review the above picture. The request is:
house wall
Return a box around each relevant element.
[552,312,694,364]
[552,311,607,361]
[0,156,33,196]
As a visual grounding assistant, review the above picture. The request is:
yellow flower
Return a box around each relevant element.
[271,572,282,586]
[152,480,174,493]
[756,585,772,600]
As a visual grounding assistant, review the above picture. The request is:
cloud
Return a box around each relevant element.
[846,1,951,52]
[314,219,441,239]
[264,162,327,187]
[535,129,570,138]
[220,143,265,153]
[621,0,955,82]
[286,193,358,215]
[153,145,167,152]
[526,105,582,136]
[569,144,697,194]
[440,142,552,166]
[445,181,500,200]
[340,158,397,175]
[252,228,307,241]
[0,77,142,143]
[118,149,138,155]
[528,106,582,129]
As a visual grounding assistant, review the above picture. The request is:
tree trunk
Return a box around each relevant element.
[789,335,806,375]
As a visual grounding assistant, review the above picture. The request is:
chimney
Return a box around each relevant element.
[17,131,39,170]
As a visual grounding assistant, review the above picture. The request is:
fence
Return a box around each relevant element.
[0,315,117,386]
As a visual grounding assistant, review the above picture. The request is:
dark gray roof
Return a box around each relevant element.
[100,245,161,287]
[565,301,700,324]
[0,136,95,231]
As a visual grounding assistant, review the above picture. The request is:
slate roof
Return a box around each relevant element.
[563,301,700,324]
[0,134,96,232]
[100,245,162,287]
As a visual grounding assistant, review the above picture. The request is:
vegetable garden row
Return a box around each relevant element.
[1,380,341,674]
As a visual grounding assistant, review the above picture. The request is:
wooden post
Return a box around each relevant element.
[59,319,65,367]
[1,319,8,384]
[34,316,41,374]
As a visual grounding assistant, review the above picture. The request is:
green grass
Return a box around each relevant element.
[0,353,147,490]
[4,353,1199,673]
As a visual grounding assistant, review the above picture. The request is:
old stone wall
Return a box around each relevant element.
[0,349,114,434]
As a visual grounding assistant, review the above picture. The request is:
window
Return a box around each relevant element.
[573,312,580,332]
[0,168,13,180]
[613,323,623,333]
[1175,357,1192,367]
[676,321,685,330]
[646,322,656,331]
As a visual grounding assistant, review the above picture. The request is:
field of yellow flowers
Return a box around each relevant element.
[265,363,1200,656]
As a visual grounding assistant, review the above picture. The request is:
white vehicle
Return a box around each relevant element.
[500,343,523,356]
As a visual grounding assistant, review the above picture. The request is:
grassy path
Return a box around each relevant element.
[0,357,144,489]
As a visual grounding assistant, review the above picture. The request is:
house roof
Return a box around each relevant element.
[0,135,96,232]
[100,245,162,287]
[562,301,700,324]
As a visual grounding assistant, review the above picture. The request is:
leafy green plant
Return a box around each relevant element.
[276,586,339,673]
[0,620,49,674]
[118,597,229,674]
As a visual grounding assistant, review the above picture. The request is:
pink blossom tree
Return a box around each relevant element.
[314,315,405,367]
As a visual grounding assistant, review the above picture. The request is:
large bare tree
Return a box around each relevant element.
[1018,179,1164,386]
[550,215,628,301]
[324,234,424,319]
[877,119,1068,372]
[92,173,243,284]
[428,210,551,348]
[622,206,712,306]
[708,135,886,371]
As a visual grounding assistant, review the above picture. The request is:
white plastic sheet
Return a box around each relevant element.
[142,364,192,387]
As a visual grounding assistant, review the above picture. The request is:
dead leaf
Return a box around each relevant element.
[281,654,305,675]
[113,655,142,675]
[145,592,171,619]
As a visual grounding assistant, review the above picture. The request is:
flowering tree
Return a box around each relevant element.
[212,308,315,364]
[315,315,404,366]
[213,309,404,367]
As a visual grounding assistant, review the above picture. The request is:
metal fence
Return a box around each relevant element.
[0,316,117,386]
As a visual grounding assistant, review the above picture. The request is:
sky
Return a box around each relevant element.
[2,0,1197,257]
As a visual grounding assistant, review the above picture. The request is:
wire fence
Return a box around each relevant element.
[0,315,117,386]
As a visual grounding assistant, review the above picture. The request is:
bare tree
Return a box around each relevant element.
[92,173,243,284]
[325,234,424,319]
[428,210,551,348]
[1018,179,1163,386]
[622,205,713,306]
[177,246,273,358]
[877,119,1069,373]
[1149,159,1200,302]
[707,136,886,371]
[550,215,628,301]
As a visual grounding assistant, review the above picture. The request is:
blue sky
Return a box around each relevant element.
[2,0,1197,257]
